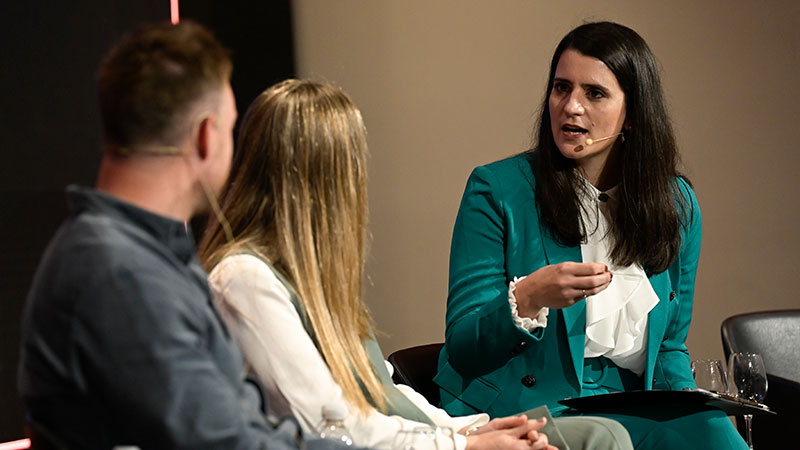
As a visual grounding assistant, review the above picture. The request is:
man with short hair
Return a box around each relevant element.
[18,21,354,450]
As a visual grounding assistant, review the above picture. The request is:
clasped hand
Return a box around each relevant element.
[514,262,612,318]
[461,415,557,450]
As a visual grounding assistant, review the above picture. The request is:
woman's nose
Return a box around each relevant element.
[564,93,585,115]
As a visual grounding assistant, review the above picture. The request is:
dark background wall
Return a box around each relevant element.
[0,1,294,440]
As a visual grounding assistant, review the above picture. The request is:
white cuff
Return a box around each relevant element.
[453,432,467,450]
[508,276,549,331]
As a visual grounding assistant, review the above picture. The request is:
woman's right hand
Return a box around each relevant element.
[514,262,612,318]
[460,415,528,436]
[464,417,556,450]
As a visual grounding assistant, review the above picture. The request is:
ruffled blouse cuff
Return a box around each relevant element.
[508,276,549,331]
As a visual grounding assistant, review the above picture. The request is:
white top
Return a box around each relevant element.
[208,254,487,450]
[508,183,659,376]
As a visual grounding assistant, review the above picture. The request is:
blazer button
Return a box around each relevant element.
[511,341,528,356]
[669,291,676,301]
[521,375,536,387]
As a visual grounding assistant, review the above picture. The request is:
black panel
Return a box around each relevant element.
[181,0,296,129]
[0,0,295,440]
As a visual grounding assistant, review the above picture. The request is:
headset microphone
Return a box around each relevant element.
[585,133,623,146]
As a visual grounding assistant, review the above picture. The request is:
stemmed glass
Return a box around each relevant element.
[727,352,768,449]
[691,359,729,393]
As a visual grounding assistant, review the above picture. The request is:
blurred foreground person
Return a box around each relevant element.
[18,21,362,450]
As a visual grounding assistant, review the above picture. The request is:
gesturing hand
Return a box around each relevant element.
[514,262,612,318]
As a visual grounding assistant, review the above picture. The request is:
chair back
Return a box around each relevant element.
[720,309,800,450]
[387,343,444,407]
[721,309,800,383]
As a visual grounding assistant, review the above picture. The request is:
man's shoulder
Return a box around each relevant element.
[43,212,154,278]
[30,209,200,317]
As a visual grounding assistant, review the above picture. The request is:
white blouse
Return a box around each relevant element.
[509,182,659,376]
[208,254,487,450]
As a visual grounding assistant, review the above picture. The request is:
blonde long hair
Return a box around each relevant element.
[199,79,386,413]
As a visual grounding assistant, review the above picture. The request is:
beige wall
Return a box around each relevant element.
[292,0,800,362]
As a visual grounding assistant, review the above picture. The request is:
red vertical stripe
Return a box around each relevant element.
[171,0,180,24]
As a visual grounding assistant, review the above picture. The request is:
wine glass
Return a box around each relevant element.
[727,352,768,449]
[691,359,729,393]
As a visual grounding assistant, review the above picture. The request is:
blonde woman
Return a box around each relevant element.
[199,79,631,450]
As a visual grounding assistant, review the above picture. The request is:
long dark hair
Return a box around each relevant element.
[532,21,688,274]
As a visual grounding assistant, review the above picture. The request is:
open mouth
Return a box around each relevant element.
[562,124,588,135]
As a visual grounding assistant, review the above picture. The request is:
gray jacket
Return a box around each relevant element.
[19,186,357,450]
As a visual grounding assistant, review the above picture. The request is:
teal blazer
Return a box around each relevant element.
[435,153,702,418]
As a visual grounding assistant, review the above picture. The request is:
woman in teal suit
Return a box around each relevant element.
[436,22,747,449]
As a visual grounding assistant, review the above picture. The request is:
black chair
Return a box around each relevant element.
[387,343,444,406]
[721,309,800,450]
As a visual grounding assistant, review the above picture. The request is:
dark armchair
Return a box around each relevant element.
[387,343,444,407]
[721,309,800,450]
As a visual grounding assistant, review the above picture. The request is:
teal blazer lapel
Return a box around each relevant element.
[540,233,586,387]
